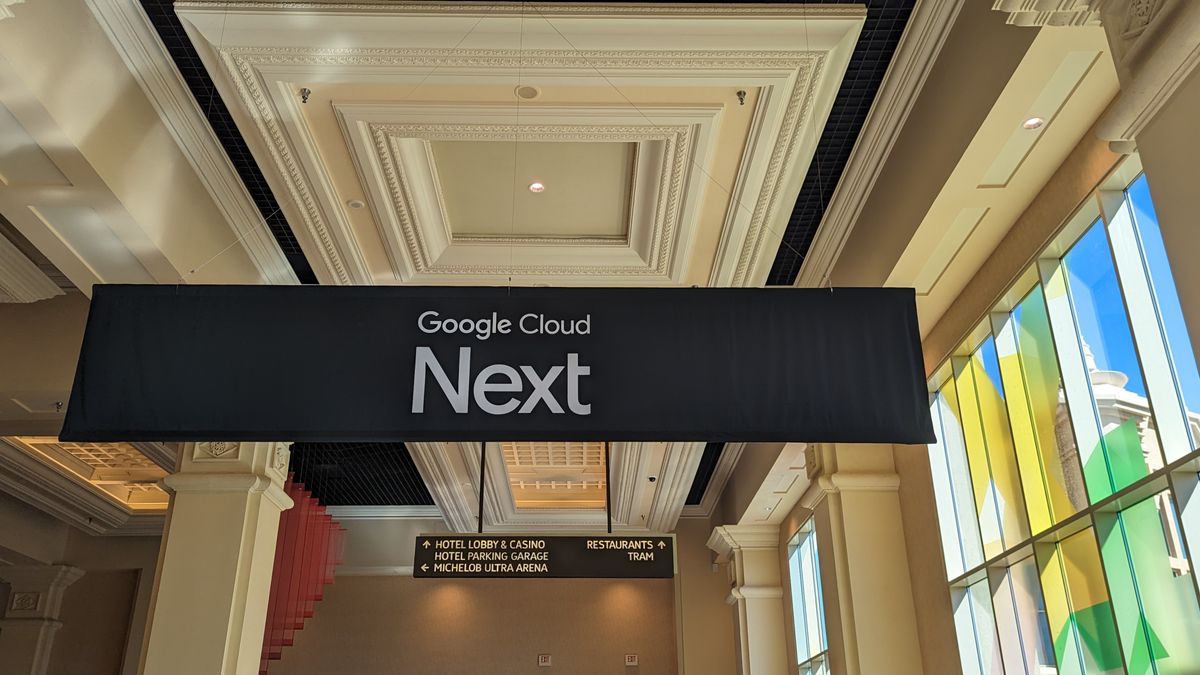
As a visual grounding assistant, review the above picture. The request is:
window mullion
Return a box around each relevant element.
[1102,189,1194,461]
[1037,258,1110,501]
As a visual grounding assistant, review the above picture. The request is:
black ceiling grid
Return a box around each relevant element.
[290,443,435,506]
[139,0,318,284]
[767,0,914,285]
[685,442,725,506]
[142,1,912,506]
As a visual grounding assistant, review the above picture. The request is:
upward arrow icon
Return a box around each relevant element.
[423,540,431,549]
[658,541,667,549]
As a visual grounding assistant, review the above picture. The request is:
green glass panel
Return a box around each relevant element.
[1039,530,1123,674]
[1010,287,1088,523]
[1096,492,1200,674]
[1038,542,1086,675]
[1060,530,1124,673]
[1063,221,1164,499]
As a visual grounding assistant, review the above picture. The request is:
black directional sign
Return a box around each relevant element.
[413,535,674,578]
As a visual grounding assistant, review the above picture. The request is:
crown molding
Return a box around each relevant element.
[406,441,479,533]
[330,103,719,284]
[178,0,859,288]
[707,523,780,560]
[82,0,298,286]
[326,505,442,519]
[644,441,707,532]
[130,442,180,472]
[796,0,964,287]
[0,439,165,536]
[680,442,745,518]
[407,440,709,533]
[0,233,63,303]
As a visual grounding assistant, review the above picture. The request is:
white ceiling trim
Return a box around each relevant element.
[406,441,479,533]
[326,505,442,519]
[204,46,823,287]
[0,439,165,536]
[178,0,863,287]
[333,103,719,284]
[82,0,298,285]
[408,440,705,533]
[0,233,63,303]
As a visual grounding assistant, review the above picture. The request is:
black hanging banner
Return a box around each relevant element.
[60,285,934,443]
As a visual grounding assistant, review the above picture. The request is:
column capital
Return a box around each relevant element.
[0,565,84,621]
[163,472,294,511]
[168,442,294,510]
[707,524,780,561]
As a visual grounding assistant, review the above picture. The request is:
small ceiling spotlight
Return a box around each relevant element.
[346,199,366,209]
[1022,116,1045,130]
[528,181,546,193]
[515,85,542,100]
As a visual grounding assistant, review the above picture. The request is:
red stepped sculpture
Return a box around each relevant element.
[260,474,345,673]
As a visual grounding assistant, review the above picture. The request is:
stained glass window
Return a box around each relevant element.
[927,168,1200,675]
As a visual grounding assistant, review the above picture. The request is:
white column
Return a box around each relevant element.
[0,565,84,675]
[707,524,788,675]
[803,443,925,675]
[139,442,292,675]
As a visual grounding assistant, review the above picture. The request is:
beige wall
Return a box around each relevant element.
[0,489,69,563]
[718,443,784,525]
[920,116,1121,374]
[48,569,138,675]
[0,293,88,435]
[675,516,737,675]
[0,491,160,675]
[1134,63,1200,365]
[271,576,677,675]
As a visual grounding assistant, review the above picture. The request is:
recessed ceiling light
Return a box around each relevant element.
[515,85,541,100]
[1022,116,1045,130]
[346,199,366,209]
[528,181,545,193]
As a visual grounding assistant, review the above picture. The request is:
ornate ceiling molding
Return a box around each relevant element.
[340,108,706,282]
[992,0,1103,27]
[992,0,1196,144]
[0,233,63,303]
[179,0,844,287]
[407,440,707,533]
[0,438,167,536]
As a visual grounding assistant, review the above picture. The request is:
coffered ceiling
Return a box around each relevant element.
[176,1,865,287]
